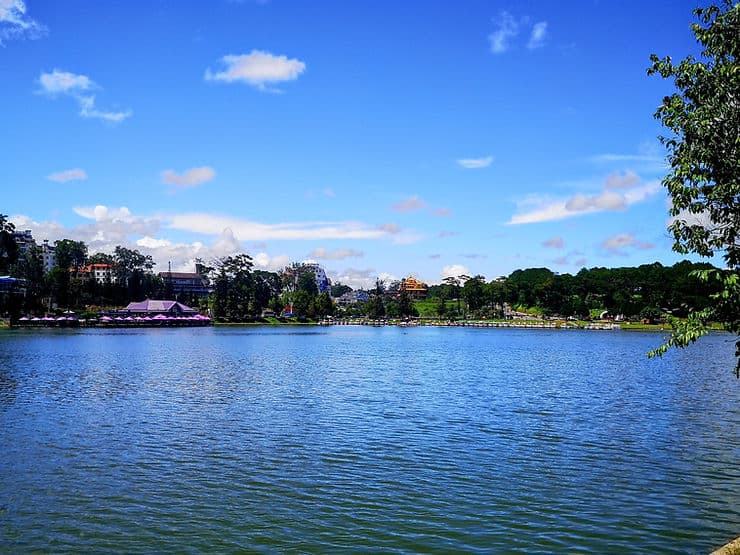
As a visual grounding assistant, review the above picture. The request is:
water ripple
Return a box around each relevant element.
[0,327,738,552]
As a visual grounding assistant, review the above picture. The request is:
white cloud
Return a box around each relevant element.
[47,168,87,183]
[328,268,377,290]
[78,95,132,122]
[601,233,655,254]
[378,223,401,234]
[253,252,291,271]
[489,11,519,54]
[605,170,640,189]
[391,195,426,212]
[565,190,626,212]
[527,21,547,49]
[161,166,216,188]
[309,247,364,260]
[431,208,451,217]
[37,69,131,123]
[0,0,46,45]
[441,264,470,280]
[38,69,93,94]
[457,156,493,169]
[205,50,306,91]
[542,236,564,249]
[508,181,660,224]
[590,153,663,164]
[167,212,389,241]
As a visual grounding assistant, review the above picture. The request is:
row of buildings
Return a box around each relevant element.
[9,230,431,303]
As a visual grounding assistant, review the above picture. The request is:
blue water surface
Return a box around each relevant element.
[0,326,738,553]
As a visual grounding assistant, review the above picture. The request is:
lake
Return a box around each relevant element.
[1,326,738,552]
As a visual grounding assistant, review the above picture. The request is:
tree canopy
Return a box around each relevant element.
[648,0,740,376]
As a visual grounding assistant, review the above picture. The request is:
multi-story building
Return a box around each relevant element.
[399,276,428,299]
[12,229,36,256]
[159,266,211,299]
[70,264,117,284]
[40,240,56,272]
[283,262,331,294]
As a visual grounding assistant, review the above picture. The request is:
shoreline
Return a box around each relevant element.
[2,316,675,332]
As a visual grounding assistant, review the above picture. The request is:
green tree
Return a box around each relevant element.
[0,214,19,275]
[647,1,740,376]
[397,290,416,318]
[54,239,87,271]
[462,275,486,313]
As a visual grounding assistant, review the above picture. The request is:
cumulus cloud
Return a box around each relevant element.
[37,69,131,123]
[508,181,660,224]
[457,156,493,169]
[253,252,291,271]
[489,11,519,53]
[308,247,364,260]
[161,166,216,188]
[47,168,87,183]
[601,233,655,254]
[605,170,640,189]
[205,50,306,92]
[441,264,470,280]
[330,268,380,290]
[391,195,426,213]
[0,0,46,45]
[431,208,451,217]
[542,236,564,249]
[527,22,547,49]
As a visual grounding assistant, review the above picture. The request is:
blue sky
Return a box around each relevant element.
[1,0,710,288]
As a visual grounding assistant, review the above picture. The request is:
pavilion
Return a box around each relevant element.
[123,299,198,316]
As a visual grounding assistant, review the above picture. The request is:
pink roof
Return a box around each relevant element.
[124,299,197,314]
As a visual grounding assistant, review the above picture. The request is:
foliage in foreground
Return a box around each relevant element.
[648,1,739,376]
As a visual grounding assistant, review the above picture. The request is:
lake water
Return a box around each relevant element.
[0,326,738,553]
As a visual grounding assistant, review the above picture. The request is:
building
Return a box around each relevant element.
[283,262,331,294]
[399,276,428,299]
[159,265,211,299]
[11,231,57,272]
[123,299,198,316]
[40,240,56,272]
[336,290,369,307]
[12,229,36,256]
[70,264,117,284]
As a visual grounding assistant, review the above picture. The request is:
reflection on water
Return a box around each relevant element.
[0,326,738,552]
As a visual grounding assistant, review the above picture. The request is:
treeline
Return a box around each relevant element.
[0,216,722,323]
[426,261,721,320]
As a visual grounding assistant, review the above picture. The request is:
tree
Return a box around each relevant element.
[54,239,87,271]
[462,275,486,313]
[647,1,740,376]
[0,214,19,275]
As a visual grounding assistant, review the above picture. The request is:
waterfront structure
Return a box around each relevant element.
[399,276,428,299]
[123,299,198,316]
